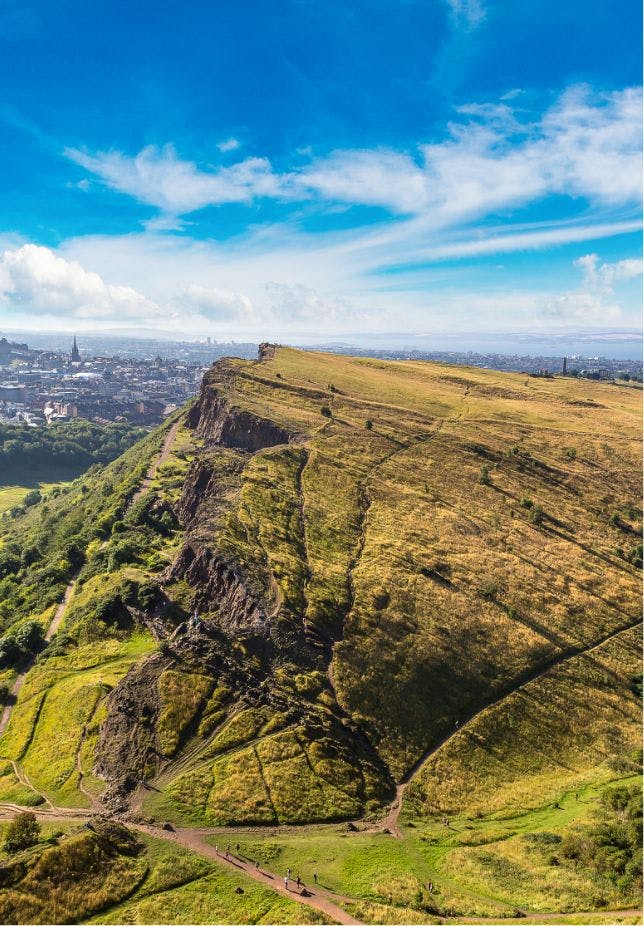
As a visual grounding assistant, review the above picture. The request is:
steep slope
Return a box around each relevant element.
[0,346,640,840]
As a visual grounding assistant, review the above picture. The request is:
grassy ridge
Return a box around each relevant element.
[0,347,639,921]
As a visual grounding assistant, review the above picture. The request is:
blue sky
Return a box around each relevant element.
[0,0,641,343]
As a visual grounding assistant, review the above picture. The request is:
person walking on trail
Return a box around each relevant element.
[255,860,260,870]
[286,867,291,878]
[215,844,219,856]
[236,842,240,854]
[296,876,301,888]
[313,872,317,885]
[284,876,289,890]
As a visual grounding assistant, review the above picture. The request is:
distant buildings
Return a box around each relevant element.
[0,336,210,427]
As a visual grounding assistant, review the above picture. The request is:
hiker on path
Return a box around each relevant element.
[313,872,318,885]
[296,876,301,888]
[255,860,260,870]
[215,844,219,855]
[287,867,291,878]
[236,842,240,855]
[284,876,289,890]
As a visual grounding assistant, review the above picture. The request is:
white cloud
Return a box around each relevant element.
[0,244,162,319]
[295,149,429,214]
[64,86,642,228]
[407,220,642,262]
[65,144,282,214]
[544,253,643,322]
[178,282,255,320]
[217,137,241,153]
[265,281,367,322]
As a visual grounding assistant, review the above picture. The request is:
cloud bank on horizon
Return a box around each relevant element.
[0,0,641,341]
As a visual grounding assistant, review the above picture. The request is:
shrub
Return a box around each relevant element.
[320,406,332,418]
[479,465,491,486]
[23,490,42,507]
[477,581,499,601]
[519,497,534,509]
[4,811,40,852]
[13,620,43,654]
[530,505,544,526]
[365,419,373,430]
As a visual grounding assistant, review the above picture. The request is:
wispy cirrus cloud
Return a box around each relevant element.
[65,144,281,213]
[65,85,642,230]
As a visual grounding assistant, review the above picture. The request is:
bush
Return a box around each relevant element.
[365,419,373,430]
[530,505,544,525]
[320,406,332,418]
[13,620,43,654]
[23,490,42,507]
[479,465,491,486]
[4,811,40,852]
[477,581,499,601]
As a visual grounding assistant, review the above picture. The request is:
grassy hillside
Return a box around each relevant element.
[147,347,640,816]
[0,817,328,925]
[0,346,640,922]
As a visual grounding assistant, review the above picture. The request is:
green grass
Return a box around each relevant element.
[0,818,330,925]
[0,820,148,924]
[0,633,155,806]
[90,832,331,925]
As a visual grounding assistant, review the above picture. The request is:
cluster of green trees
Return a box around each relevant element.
[0,420,147,469]
[560,784,642,896]
[527,782,642,899]
[0,619,43,669]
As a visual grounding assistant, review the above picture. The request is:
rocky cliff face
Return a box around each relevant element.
[187,364,292,451]
[93,353,327,812]
[171,543,268,635]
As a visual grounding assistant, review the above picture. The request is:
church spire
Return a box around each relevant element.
[70,336,81,363]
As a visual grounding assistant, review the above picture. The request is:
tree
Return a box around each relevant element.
[4,811,40,852]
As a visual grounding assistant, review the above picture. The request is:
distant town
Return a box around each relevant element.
[324,346,644,380]
[0,333,641,428]
[0,335,256,427]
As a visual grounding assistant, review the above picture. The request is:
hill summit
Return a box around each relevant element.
[0,346,640,919]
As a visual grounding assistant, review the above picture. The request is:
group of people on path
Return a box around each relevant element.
[213,844,317,897]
